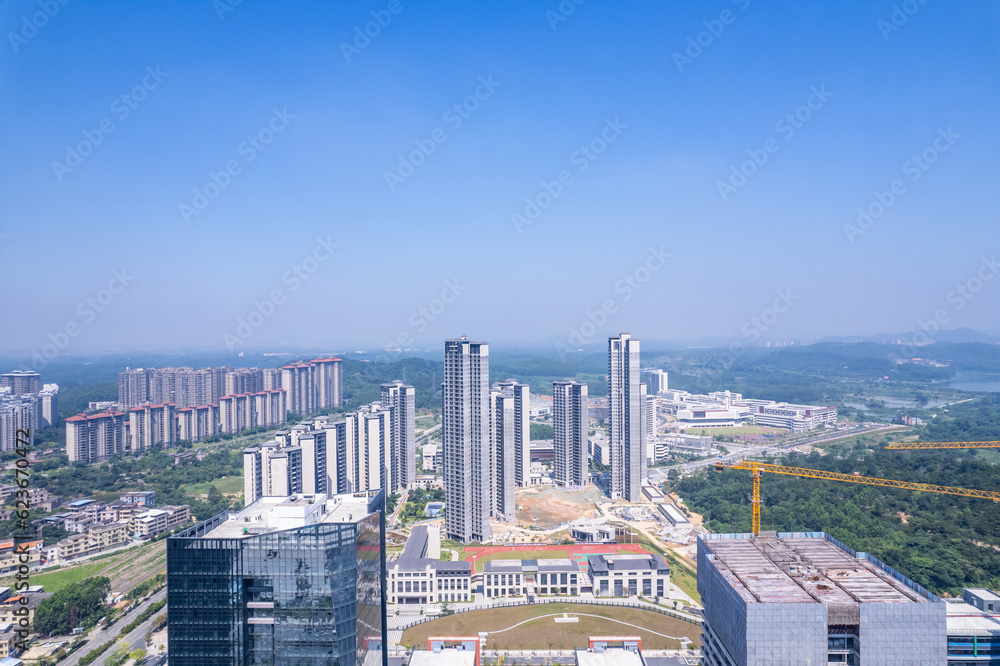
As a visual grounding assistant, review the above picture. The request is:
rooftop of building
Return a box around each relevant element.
[947,600,1000,635]
[575,648,644,666]
[700,532,935,605]
[401,525,430,560]
[965,588,1000,603]
[202,493,375,539]
[483,558,580,573]
[588,553,669,574]
[408,650,476,666]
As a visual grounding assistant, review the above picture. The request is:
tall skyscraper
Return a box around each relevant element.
[39,384,59,427]
[381,381,416,492]
[608,333,646,502]
[1,371,41,396]
[344,404,393,494]
[644,388,656,440]
[167,491,387,665]
[553,380,589,487]
[442,337,491,544]
[489,380,529,521]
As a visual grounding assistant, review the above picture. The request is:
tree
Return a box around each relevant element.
[33,576,111,636]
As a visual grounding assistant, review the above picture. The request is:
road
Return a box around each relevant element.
[62,588,166,666]
[648,424,907,482]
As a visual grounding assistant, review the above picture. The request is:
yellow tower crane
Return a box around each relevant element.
[886,441,1000,450]
[714,460,1000,537]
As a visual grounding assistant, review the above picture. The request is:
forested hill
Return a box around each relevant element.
[673,444,1000,596]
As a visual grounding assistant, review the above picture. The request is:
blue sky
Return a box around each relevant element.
[1,0,998,356]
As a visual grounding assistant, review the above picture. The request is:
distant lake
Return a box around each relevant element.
[942,373,1000,393]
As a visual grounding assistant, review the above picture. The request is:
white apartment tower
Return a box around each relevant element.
[489,380,529,522]
[608,333,646,502]
[381,381,416,492]
[442,337,491,544]
[553,379,589,487]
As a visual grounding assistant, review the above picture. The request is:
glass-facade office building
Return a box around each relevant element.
[167,491,387,665]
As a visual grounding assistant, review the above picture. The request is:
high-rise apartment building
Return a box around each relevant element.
[0,391,36,451]
[312,357,343,410]
[553,380,589,487]
[39,384,59,427]
[281,358,343,416]
[263,367,282,390]
[343,404,393,494]
[648,369,669,394]
[381,381,416,492]
[65,411,127,463]
[118,367,228,410]
[167,491,386,665]
[489,380,529,521]
[176,404,219,443]
[1,371,41,396]
[224,367,264,396]
[219,390,287,434]
[644,387,656,440]
[128,403,177,453]
[442,337,491,544]
[118,368,149,409]
[608,333,646,502]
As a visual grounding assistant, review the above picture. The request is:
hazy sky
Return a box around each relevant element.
[2,1,998,357]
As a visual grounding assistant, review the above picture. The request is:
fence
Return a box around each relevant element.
[395,596,703,631]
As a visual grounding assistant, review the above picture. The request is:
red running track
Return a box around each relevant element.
[462,542,648,569]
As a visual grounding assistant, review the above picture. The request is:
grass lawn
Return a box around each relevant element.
[401,603,700,650]
[18,561,107,594]
[182,476,244,496]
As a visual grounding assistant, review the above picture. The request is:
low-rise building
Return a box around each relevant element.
[570,523,616,543]
[947,591,1000,664]
[0,540,43,575]
[162,505,192,529]
[588,553,670,598]
[131,509,170,538]
[387,525,472,604]
[0,592,51,628]
[56,533,90,561]
[120,491,155,507]
[657,503,692,527]
[483,559,585,598]
[88,522,129,550]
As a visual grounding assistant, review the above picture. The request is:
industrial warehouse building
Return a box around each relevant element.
[698,532,946,665]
